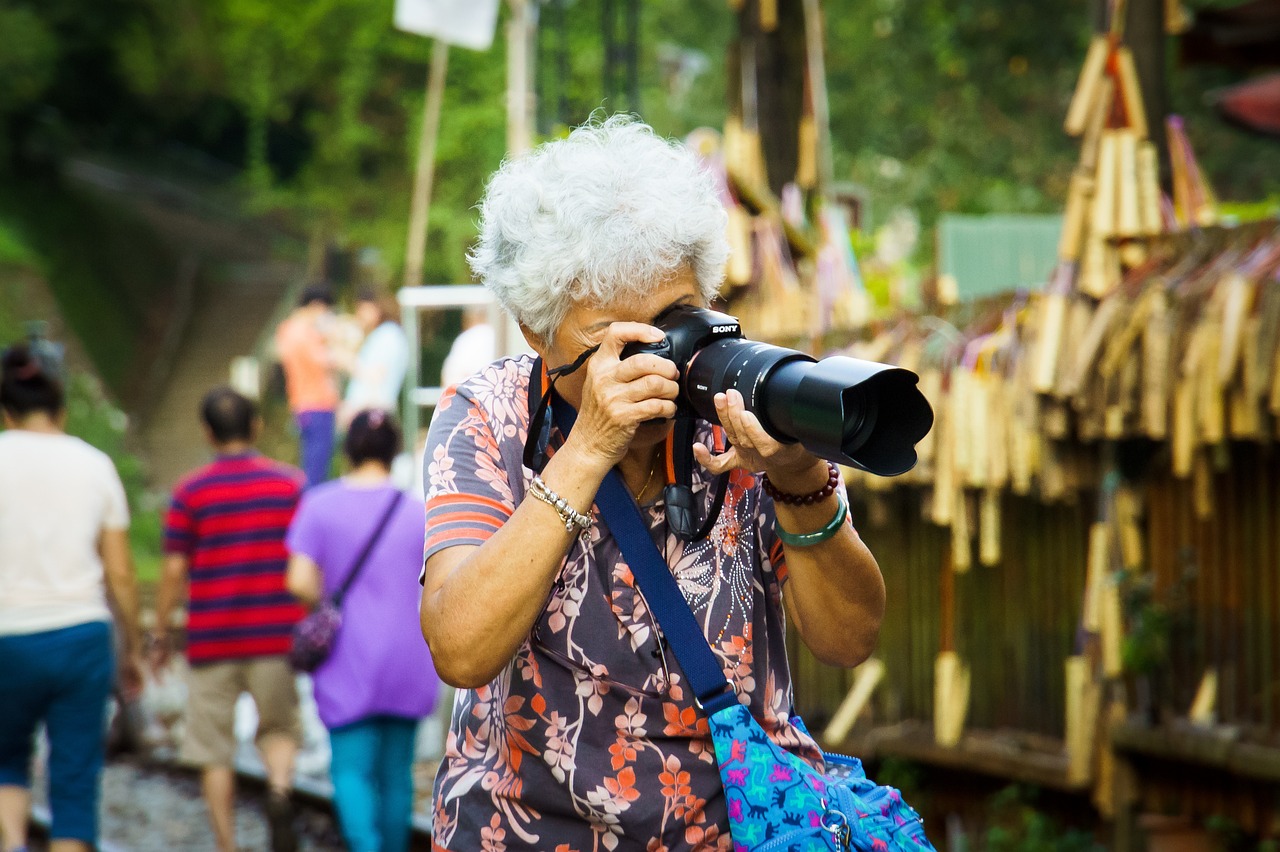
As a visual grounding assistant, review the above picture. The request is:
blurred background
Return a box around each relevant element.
[2,0,1279,848]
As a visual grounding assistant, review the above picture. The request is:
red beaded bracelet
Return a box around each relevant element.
[762,461,840,505]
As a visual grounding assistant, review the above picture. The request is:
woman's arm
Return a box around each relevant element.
[695,389,885,668]
[100,527,145,697]
[421,323,678,688]
[420,441,613,688]
[286,552,324,607]
[766,465,884,667]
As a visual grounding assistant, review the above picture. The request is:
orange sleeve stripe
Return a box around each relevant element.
[426,528,496,547]
[429,510,506,530]
[429,492,513,516]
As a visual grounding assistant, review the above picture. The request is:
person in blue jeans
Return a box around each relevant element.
[0,343,144,852]
[276,285,340,489]
[286,410,439,851]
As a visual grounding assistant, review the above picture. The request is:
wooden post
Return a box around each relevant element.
[506,0,535,158]
[403,40,450,289]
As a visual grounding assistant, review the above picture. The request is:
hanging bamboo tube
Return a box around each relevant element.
[1143,289,1171,438]
[1081,78,1115,173]
[1065,35,1111,136]
[979,489,1002,567]
[1092,131,1120,239]
[1115,129,1142,238]
[1034,286,1070,393]
[1114,46,1149,139]
[1217,273,1253,385]
[1059,169,1095,262]
[1172,377,1196,477]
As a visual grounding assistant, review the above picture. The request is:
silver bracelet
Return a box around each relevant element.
[530,474,592,539]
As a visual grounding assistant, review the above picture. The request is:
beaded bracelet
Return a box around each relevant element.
[530,474,592,540]
[762,461,840,505]
[775,490,849,548]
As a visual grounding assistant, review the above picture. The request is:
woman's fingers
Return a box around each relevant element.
[714,390,779,454]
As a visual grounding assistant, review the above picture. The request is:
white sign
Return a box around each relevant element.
[394,0,500,50]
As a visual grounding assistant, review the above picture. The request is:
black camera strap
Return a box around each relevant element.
[523,354,728,543]
[663,414,728,543]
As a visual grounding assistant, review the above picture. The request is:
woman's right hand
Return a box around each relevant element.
[563,322,679,470]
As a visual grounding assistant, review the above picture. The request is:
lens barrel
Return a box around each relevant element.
[684,339,933,477]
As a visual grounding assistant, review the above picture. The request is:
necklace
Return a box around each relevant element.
[632,452,661,502]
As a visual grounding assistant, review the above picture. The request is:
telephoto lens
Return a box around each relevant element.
[627,306,934,476]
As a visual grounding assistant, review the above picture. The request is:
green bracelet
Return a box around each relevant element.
[775,490,849,547]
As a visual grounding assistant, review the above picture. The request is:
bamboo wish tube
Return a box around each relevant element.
[1115,129,1141,237]
[1065,35,1111,136]
[1091,131,1120,239]
[1172,377,1196,477]
[1059,169,1094,261]
[1218,273,1253,385]
[951,488,972,573]
[1034,287,1069,393]
[796,114,817,190]
[1115,46,1149,139]
[1101,580,1125,677]
[1081,78,1114,173]
[1065,655,1099,786]
[1084,521,1111,633]
[1143,289,1171,438]
[979,489,1001,567]
[934,651,970,747]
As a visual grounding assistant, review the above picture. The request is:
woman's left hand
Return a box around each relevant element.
[693,389,827,488]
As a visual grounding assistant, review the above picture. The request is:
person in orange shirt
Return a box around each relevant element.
[275,286,340,488]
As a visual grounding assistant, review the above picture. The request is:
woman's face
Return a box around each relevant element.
[527,265,704,443]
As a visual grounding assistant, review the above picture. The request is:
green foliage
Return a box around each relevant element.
[0,5,58,113]
[985,785,1105,852]
[0,219,36,268]
[0,176,173,400]
[825,0,1089,236]
[3,0,1276,288]
[1120,572,1173,676]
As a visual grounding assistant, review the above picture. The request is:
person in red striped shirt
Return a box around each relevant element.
[152,386,306,852]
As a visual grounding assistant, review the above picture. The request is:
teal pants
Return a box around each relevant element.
[328,715,419,852]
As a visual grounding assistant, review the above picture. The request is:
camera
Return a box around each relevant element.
[622,305,933,476]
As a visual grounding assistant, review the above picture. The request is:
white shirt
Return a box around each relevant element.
[344,322,410,413]
[0,430,129,635]
[441,323,496,388]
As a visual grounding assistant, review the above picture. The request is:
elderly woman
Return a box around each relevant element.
[420,116,885,851]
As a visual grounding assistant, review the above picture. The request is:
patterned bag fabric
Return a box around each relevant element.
[710,703,935,852]
[288,599,342,673]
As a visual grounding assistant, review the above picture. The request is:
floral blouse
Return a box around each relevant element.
[423,355,823,852]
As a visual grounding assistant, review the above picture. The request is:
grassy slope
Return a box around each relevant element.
[0,174,174,403]
[0,213,164,583]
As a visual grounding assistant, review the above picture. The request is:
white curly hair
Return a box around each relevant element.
[467,115,729,343]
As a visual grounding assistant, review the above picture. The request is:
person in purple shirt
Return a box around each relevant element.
[285,409,439,852]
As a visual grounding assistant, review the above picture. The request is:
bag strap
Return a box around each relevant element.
[546,392,739,716]
[332,489,405,606]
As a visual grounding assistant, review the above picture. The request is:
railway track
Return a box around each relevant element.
[27,756,434,851]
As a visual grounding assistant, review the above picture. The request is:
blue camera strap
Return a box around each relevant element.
[544,389,740,717]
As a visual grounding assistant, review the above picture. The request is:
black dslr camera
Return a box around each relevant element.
[622,305,933,477]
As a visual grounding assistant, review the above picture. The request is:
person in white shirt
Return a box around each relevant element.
[0,342,142,852]
[440,306,495,389]
[340,291,409,428]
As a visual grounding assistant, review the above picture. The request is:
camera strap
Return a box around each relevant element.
[523,354,729,543]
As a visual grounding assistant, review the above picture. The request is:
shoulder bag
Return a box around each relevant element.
[289,489,405,673]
